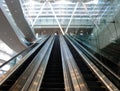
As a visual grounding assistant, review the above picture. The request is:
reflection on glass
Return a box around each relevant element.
[1,65,10,71]
[0,40,16,65]
[70,0,120,76]
[0,55,23,77]
[67,0,120,88]
[0,41,38,77]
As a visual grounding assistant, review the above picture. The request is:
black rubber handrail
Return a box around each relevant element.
[0,36,48,68]
[67,35,120,89]
[0,44,34,68]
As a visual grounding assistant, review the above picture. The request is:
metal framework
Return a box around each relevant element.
[21,0,119,29]
[65,2,79,33]
[48,1,65,34]
[1,0,120,33]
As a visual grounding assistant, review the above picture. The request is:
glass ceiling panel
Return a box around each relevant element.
[1,0,120,33]
[19,0,120,33]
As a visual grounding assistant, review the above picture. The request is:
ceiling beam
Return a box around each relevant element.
[48,1,65,35]
[31,2,47,27]
[65,2,79,33]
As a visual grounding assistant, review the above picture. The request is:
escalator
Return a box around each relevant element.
[40,35,65,91]
[1,35,118,91]
[0,40,47,91]
[71,36,120,89]
[74,36,120,77]
[65,37,109,91]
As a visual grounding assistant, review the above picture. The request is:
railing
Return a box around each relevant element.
[0,36,48,85]
[10,36,54,91]
[66,35,120,91]
[73,35,119,63]
[0,36,48,69]
[0,44,36,68]
[68,35,120,80]
[26,36,54,91]
[0,44,37,74]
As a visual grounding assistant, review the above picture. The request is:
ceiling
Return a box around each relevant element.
[20,0,120,34]
[1,0,120,34]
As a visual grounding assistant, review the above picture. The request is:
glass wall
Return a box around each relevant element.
[71,0,120,77]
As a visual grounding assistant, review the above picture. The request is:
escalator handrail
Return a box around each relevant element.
[27,36,54,91]
[9,36,54,91]
[0,37,48,85]
[73,36,119,67]
[0,45,31,68]
[74,36,97,53]
[68,35,120,80]
[66,35,120,91]
[0,36,48,68]
[68,35,120,89]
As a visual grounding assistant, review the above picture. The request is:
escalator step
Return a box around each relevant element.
[41,83,64,88]
[4,79,14,84]
[86,81,103,87]
[40,88,65,91]
[89,87,107,91]
[42,77,64,82]
[44,74,63,77]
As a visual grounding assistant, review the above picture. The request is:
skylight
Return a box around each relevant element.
[20,0,120,33]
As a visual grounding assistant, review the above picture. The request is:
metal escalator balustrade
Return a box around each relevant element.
[64,36,119,91]
[40,35,65,91]
[0,41,37,74]
[68,35,120,90]
[9,36,54,91]
[60,36,88,91]
[0,36,48,75]
[27,36,54,91]
[60,36,74,91]
[0,34,119,91]
[73,35,120,77]
[0,36,49,90]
